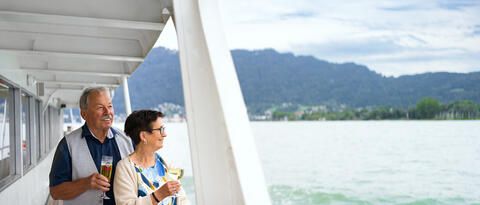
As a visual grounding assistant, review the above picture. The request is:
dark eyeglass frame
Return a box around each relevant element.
[149,126,166,134]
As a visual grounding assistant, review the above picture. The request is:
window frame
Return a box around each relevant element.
[0,74,62,191]
[35,99,42,162]
[0,82,19,191]
[20,92,33,172]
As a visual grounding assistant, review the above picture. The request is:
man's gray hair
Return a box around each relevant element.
[79,86,110,110]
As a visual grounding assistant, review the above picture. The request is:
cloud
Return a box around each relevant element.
[366,52,480,76]
[380,4,425,11]
[154,19,178,49]
[279,10,315,19]
[301,45,480,76]
[378,0,480,12]
[293,37,403,58]
[437,0,479,10]
[291,32,479,77]
[155,0,480,76]
[473,25,480,36]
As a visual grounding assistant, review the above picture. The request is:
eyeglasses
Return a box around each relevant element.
[150,126,166,135]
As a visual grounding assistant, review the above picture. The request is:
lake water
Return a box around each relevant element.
[136,121,480,205]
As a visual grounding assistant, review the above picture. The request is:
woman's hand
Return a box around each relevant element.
[154,181,181,201]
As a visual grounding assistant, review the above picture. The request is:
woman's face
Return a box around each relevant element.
[145,117,167,150]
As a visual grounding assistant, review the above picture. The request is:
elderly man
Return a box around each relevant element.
[49,87,133,205]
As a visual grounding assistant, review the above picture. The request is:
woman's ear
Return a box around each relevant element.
[139,131,147,144]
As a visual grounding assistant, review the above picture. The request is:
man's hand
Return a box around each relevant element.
[87,173,110,192]
[50,172,110,200]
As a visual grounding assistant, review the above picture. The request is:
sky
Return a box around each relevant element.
[155,0,480,77]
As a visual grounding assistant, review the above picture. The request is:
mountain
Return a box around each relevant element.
[112,47,480,114]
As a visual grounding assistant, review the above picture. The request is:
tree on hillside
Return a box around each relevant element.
[415,97,441,119]
[447,100,479,119]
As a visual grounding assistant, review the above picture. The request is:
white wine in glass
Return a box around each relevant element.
[100,155,113,200]
[168,168,184,181]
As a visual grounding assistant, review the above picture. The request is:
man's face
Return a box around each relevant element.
[81,91,114,132]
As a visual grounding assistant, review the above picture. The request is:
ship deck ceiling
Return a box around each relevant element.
[0,0,169,107]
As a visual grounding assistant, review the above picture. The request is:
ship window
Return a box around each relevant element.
[0,82,12,182]
[35,100,42,161]
[44,106,50,152]
[46,106,61,152]
[21,92,32,169]
[49,107,58,149]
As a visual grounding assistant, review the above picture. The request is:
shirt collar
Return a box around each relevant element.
[81,123,116,140]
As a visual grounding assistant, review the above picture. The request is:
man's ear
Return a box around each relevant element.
[80,109,87,120]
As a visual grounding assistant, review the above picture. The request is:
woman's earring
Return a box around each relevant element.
[143,140,147,145]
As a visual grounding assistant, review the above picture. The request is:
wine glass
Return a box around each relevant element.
[168,167,184,181]
[167,167,184,203]
[100,155,113,200]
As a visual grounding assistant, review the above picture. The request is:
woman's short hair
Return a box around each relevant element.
[124,110,165,146]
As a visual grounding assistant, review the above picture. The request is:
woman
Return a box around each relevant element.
[114,110,188,205]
